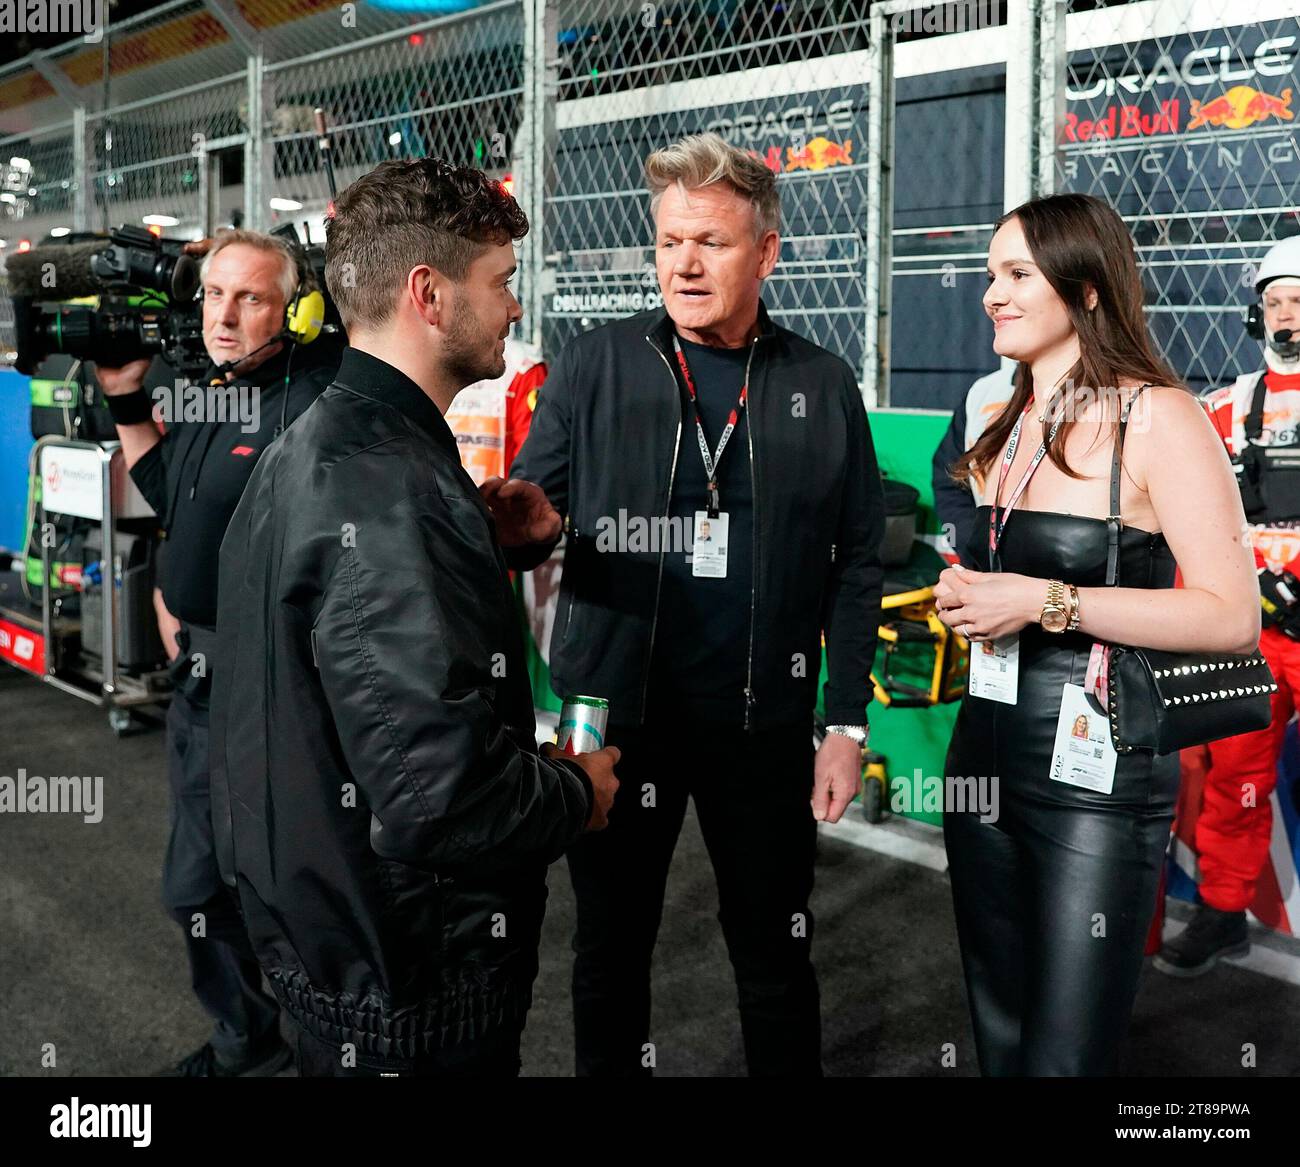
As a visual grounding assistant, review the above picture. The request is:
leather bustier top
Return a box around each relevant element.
[965,505,1176,590]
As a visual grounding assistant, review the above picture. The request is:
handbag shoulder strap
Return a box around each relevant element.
[1105,384,1152,588]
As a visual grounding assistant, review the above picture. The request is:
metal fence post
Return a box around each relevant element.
[73,105,89,233]
[863,4,897,408]
[1003,0,1038,212]
[245,50,265,231]
[1036,0,1066,198]
[521,0,557,351]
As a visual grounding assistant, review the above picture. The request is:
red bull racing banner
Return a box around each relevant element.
[1060,20,1300,391]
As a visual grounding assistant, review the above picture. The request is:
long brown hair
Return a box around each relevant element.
[953,193,1184,489]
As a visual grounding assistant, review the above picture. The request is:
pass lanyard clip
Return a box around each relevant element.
[672,334,747,519]
[987,401,1063,569]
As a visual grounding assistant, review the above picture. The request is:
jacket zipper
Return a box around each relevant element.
[640,335,684,724]
[742,337,759,732]
[562,515,576,642]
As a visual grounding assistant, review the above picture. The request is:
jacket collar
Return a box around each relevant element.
[332,347,461,459]
[646,298,778,351]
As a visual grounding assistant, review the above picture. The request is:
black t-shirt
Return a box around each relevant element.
[646,333,755,725]
[129,345,336,628]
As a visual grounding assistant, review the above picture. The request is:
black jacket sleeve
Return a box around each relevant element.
[313,491,592,872]
[503,339,579,571]
[821,369,886,723]
[127,430,174,520]
[931,397,978,558]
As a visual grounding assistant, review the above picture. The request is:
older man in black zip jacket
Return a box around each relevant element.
[94,228,338,1077]
[495,133,886,1076]
[211,158,619,1078]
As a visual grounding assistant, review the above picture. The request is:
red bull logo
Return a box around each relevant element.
[784,137,854,172]
[1062,99,1180,142]
[1188,85,1293,130]
[742,146,785,174]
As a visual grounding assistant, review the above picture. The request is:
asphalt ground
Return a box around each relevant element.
[2,664,1298,1078]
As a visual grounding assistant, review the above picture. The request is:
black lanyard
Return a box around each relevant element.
[987,402,1063,569]
[671,334,748,518]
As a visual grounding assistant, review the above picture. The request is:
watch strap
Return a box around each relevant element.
[825,724,869,746]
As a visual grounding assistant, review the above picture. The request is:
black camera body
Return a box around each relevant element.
[7,226,210,380]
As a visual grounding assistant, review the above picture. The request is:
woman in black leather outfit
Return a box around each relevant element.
[934,194,1260,1076]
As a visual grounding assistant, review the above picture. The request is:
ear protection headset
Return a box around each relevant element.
[1246,301,1265,340]
[284,246,325,346]
[274,243,325,437]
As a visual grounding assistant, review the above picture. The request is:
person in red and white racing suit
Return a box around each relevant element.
[1156,235,1300,976]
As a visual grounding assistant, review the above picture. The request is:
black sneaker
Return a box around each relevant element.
[1153,905,1250,978]
[154,1039,292,1077]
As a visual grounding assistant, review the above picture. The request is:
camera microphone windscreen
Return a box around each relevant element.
[4,242,105,300]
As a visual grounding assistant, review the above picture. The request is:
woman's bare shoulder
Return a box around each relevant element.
[1123,384,1225,486]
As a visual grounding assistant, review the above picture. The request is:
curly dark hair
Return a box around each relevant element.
[324,157,528,330]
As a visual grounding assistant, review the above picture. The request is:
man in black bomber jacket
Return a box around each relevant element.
[210,159,619,1077]
[500,133,887,1076]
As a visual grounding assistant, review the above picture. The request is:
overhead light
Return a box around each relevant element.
[9,156,30,169]
[388,131,402,146]
[0,239,6,248]
[49,227,70,237]
[17,239,31,252]
[143,213,180,227]
[0,193,14,203]
[269,196,303,211]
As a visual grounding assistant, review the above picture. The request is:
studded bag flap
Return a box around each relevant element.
[1102,385,1275,756]
[1106,646,1274,755]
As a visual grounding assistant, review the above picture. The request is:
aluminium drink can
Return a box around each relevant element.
[557,695,609,755]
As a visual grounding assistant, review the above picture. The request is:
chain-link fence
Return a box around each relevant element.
[262,2,525,235]
[1046,0,1300,394]
[0,0,1297,402]
[542,0,871,373]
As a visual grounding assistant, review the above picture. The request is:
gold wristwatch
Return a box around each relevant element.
[1039,579,1069,633]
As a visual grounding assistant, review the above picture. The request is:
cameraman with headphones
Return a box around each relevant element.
[95,228,339,1076]
[1156,235,1300,978]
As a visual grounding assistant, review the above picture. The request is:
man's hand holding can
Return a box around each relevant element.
[542,741,620,830]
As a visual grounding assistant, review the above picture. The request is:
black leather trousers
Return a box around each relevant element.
[943,627,1179,1076]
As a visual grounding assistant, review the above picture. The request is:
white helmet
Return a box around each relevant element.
[1256,235,1300,293]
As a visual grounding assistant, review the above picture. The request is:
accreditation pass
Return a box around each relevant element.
[692,511,729,578]
[967,633,1019,703]
[1049,683,1117,794]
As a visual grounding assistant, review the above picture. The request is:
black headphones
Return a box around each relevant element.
[1246,301,1265,340]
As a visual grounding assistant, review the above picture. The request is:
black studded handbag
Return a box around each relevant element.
[1101,387,1275,756]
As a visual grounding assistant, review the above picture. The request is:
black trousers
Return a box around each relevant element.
[943,631,1179,1076]
[566,720,821,1077]
[290,1020,522,1078]
[163,686,281,1064]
